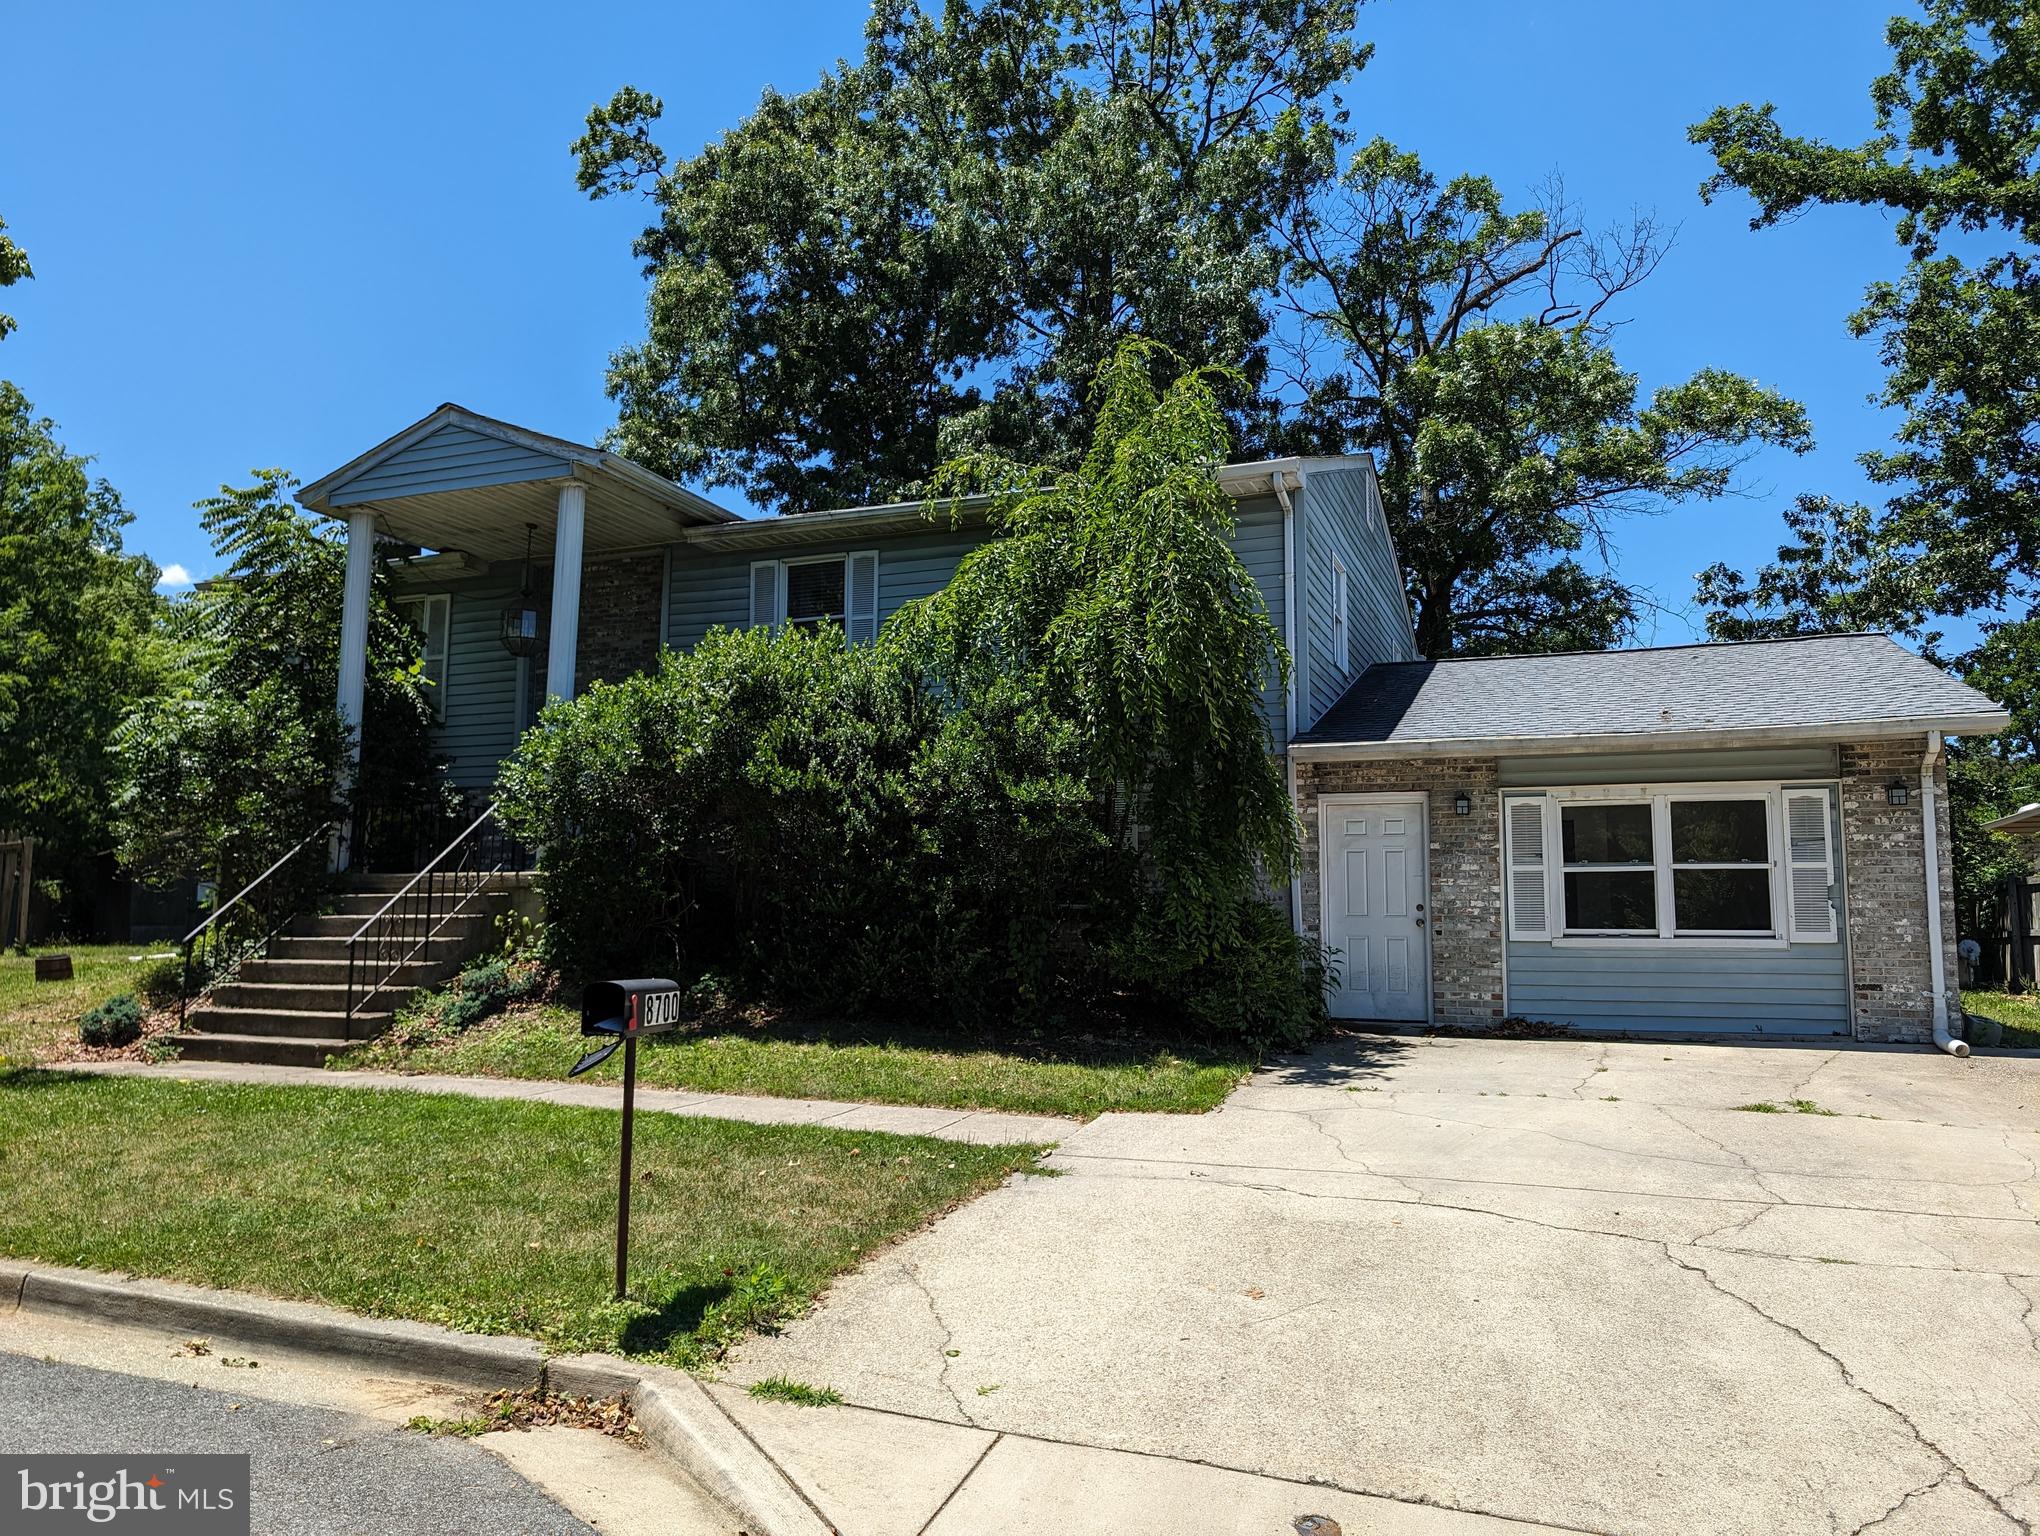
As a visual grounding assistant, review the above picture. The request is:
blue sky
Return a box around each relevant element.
[1,1,1908,641]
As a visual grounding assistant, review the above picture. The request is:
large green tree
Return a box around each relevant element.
[0,214,29,342]
[1692,0,2040,939]
[0,384,166,864]
[574,0,1362,513]
[115,472,443,893]
[1273,140,1813,656]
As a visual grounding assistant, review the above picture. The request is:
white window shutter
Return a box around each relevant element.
[749,561,781,630]
[1504,796,1552,941]
[845,551,879,645]
[1784,788,1839,943]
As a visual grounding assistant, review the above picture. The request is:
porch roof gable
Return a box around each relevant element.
[296,404,737,561]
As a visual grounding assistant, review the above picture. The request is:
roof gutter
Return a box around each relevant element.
[1288,713,2014,761]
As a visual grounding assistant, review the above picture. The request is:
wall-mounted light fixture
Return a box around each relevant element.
[1453,792,1471,817]
[1886,779,1911,807]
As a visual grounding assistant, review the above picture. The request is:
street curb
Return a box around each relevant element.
[13,1262,546,1390]
[0,1259,835,1536]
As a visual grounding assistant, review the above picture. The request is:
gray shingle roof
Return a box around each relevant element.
[1293,633,2008,753]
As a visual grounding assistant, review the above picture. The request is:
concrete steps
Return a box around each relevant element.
[179,874,507,1067]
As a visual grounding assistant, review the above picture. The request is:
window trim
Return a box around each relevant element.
[396,592,451,721]
[750,551,881,642]
[1515,780,1834,951]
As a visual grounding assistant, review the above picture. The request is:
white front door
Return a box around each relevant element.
[1322,798,1430,1021]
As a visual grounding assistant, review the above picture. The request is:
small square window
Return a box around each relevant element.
[785,560,846,627]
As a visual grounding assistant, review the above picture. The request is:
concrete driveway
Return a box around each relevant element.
[731,1036,2040,1535]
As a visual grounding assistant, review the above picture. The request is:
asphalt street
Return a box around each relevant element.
[0,1352,598,1536]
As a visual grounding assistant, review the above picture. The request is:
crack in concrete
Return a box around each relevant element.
[894,1259,979,1428]
[1847,1469,1954,1535]
[1057,1146,2040,1230]
[1786,1050,1844,1105]
[1664,1248,2031,1534]
[1059,1158,2040,1280]
[1298,1110,1425,1199]
[1568,1043,1611,1101]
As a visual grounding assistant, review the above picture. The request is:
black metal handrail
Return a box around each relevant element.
[344,804,529,1022]
[178,823,334,1026]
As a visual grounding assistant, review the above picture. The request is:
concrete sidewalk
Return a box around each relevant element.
[58,1058,1073,1146]
[714,1387,1582,1534]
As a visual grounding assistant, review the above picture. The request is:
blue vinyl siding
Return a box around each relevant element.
[1229,495,1289,741]
[330,425,569,507]
[668,506,1294,745]
[1296,465,1413,731]
[1501,763,1851,1035]
[665,526,990,650]
[426,574,525,791]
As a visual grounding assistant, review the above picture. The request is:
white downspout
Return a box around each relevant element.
[1920,730,1966,1056]
[1275,473,1302,934]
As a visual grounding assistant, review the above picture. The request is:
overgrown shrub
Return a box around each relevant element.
[79,994,143,1048]
[135,956,183,1011]
[499,343,1327,1047]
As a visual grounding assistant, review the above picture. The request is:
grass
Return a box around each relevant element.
[1733,1098,1838,1115]
[335,1001,1250,1120]
[0,1071,1043,1367]
[747,1376,843,1407]
[1961,989,2040,1050]
[0,944,162,1066]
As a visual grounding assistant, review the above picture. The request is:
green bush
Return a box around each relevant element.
[135,956,183,1011]
[79,994,143,1048]
[498,343,1327,1048]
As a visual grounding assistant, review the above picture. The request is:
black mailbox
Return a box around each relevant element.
[581,978,686,1038]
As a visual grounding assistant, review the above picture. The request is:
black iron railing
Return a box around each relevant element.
[344,804,529,1023]
[178,824,334,1026]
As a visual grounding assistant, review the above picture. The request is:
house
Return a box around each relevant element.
[301,404,2010,1054]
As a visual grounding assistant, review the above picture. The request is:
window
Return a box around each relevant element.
[397,594,450,719]
[784,558,846,628]
[749,552,880,643]
[1669,798,1771,934]
[1560,802,1656,935]
[1505,784,1839,946]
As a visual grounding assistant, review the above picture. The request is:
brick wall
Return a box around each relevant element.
[1295,756,1503,1026]
[1840,735,1959,1043]
[573,553,666,695]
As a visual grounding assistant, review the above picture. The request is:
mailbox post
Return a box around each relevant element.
[573,978,686,1300]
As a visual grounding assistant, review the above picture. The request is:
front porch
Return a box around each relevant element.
[296,404,737,854]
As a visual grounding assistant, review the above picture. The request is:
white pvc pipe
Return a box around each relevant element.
[1919,730,1967,1056]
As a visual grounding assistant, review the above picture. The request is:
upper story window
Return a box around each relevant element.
[1507,784,1837,946]
[784,557,847,629]
[396,594,450,719]
[750,552,880,643]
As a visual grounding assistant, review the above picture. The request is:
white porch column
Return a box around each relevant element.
[333,511,376,869]
[546,481,586,700]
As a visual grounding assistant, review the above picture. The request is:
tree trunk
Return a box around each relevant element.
[1414,575,1457,660]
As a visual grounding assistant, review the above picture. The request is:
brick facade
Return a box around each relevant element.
[1294,737,1961,1042]
[1839,735,1959,1044]
[1295,756,1504,1026]
[574,553,666,695]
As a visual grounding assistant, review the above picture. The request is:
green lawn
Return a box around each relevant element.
[1963,989,2040,1049]
[336,1002,1250,1119]
[0,1072,1042,1366]
[0,945,161,1066]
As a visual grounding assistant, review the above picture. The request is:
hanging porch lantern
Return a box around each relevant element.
[501,523,542,658]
